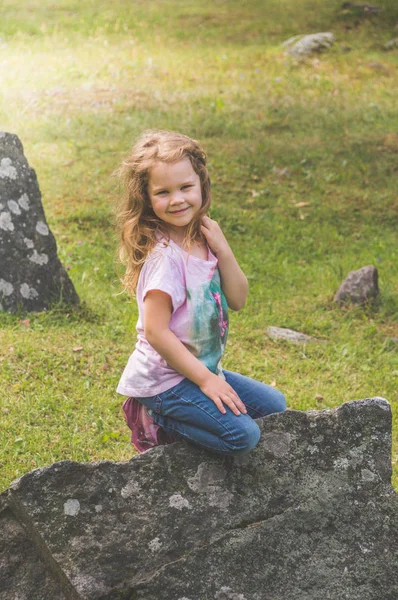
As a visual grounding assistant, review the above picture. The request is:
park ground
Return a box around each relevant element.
[0,0,397,491]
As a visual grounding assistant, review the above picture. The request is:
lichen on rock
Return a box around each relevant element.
[1,398,397,599]
[0,131,79,313]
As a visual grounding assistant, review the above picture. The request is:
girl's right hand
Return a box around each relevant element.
[199,372,247,416]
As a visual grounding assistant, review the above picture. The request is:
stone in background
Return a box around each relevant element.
[283,33,334,59]
[0,132,79,313]
[265,326,316,344]
[334,265,379,305]
[1,398,397,599]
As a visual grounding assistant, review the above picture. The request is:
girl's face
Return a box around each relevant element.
[148,157,203,234]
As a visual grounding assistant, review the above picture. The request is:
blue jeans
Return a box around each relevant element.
[136,370,286,456]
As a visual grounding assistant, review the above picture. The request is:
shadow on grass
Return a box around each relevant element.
[323,294,398,324]
[0,299,103,329]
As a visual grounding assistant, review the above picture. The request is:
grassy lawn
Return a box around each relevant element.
[0,0,397,492]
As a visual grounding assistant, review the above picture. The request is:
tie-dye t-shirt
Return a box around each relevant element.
[116,239,229,397]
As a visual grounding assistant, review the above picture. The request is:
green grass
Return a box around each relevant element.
[0,0,397,491]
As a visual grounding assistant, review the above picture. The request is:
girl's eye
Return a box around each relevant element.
[157,190,168,195]
[182,185,192,190]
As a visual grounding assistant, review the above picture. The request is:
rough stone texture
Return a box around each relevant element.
[334,265,379,305]
[266,326,315,344]
[0,501,67,600]
[283,32,334,59]
[1,398,397,599]
[0,131,79,312]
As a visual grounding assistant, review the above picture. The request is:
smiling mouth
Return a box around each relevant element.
[169,207,189,214]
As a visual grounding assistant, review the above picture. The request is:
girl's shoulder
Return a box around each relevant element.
[137,239,186,298]
[146,238,183,265]
[141,240,185,280]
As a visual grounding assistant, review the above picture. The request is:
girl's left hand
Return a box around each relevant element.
[200,216,230,256]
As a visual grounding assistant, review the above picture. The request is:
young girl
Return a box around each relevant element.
[116,129,286,455]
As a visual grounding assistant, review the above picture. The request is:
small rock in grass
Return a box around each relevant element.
[334,265,379,305]
[272,166,291,178]
[266,326,315,344]
[282,32,334,59]
[383,38,398,51]
[368,62,388,71]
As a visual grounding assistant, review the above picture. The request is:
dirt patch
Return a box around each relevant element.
[381,133,398,153]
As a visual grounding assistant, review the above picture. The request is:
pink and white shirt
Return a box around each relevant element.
[116,239,229,398]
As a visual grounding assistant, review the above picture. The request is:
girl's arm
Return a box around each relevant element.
[144,290,247,416]
[201,216,248,311]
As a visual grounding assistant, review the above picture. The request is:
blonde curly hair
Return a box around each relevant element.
[115,130,211,294]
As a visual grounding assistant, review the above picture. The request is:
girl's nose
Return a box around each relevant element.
[169,191,185,205]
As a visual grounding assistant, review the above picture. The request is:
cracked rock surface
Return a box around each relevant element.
[1,398,397,599]
[0,131,79,312]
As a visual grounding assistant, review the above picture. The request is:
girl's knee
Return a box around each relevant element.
[274,390,287,413]
[224,418,261,455]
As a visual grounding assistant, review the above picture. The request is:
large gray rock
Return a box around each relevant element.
[1,398,397,599]
[0,132,79,312]
[334,265,379,305]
